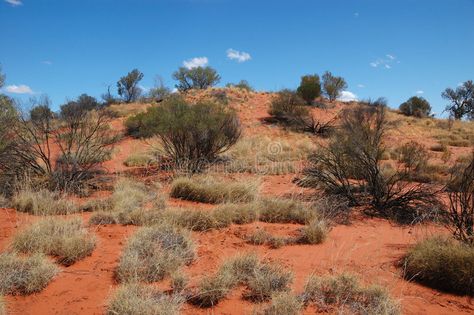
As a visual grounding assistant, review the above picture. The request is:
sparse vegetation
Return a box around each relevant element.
[116,224,195,283]
[399,96,432,118]
[403,236,474,295]
[303,273,400,314]
[244,263,293,301]
[170,176,258,204]
[12,188,77,215]
[297,219,330,244]
[107,283,183,315]
[12,217,96,266]
[442,80,474,120]
[257,198,316,224]
[0,252,58,295]
[226,80,253,91]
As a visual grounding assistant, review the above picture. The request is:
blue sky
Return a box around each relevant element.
[1,0,473,115]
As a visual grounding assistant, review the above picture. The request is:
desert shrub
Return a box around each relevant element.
[403,236,474,295]
[116,224,195,283]
[302,104,443,224]
[226,80,254,91]
[124,152,155,167]
[12,217,96,266]
[446,153,474,245]
[170,270,188,293]
[0,252,58,295]
[297,219,330,244]
[126,96,241,172]
[173,66,220,92]
[297,74,321,105]
[88,212,117,225]
[12,188,77,215]
[212,203,258,227]
[170,176,258,204]
[399,96,432,118]
[261,292,303,315]
[117,69,144,103]
[257,198,316,224]
[303,273,400,314]
[107,283,183,315]
[60,94,100,119]
[244,263,293,301]
[395,141,429,173]
[322,71,347,102]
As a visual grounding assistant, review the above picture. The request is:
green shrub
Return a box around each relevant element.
[403,236,474,295]
[170,176,258,204]
[116,224,195,283]
[107,283,183,315]
[126,96,241,171]
[322,71,347,102]
[297,74,321,105]
[268,89,309,123]
[399,96,432,118]
[0,252,58,295]
[173,66,220,92]
[12,217,96,266]
[12,188,77,215]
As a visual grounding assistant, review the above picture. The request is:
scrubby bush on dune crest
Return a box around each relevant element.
[399,96,432,118]
[170,176,258,204]
[116,224,195,283]
[12,217,96,266]
[403,236,474,295]
[107,283,183,315]
[0,252,58,295]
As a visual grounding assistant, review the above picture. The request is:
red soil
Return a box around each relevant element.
[1,91,473,314]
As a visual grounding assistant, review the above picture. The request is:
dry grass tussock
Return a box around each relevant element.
[403,236,474,295]
[0,296,4,315]
[170,175,259,204]
[224,135,315,175]
[0,252,58,295]
[116,224,195,283]
[123,151,156,167]
[12,217,96,266]
[108,102,151,117]
[256,198,317,224]
[107,283,184,315]
[12,188,77,215]
[258,292,303,315]
[192,253,293,307]
[303,273,400,315]
[88,178,165,225]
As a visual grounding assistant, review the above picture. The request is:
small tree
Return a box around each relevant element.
[322,71,347,102]
[297,74,321,105]
[173,66,220,92]
[126,96,240,172]
[446,153,474,245]
[148,76,170,102]
[442,80,474,120]
[60,94,100,119]
[117,69,144,103]
[399,96,432,118]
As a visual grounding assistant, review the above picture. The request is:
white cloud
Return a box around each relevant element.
[354,12,359,18]
[357,84,365,88]
[370,54,397,69]
[4,84,34,94]
[226,49,251,63]
[416,90,424,94]
[41,60,52,65]
[5,0,22,6]
[183,57,208,69]
[337,91,358,102]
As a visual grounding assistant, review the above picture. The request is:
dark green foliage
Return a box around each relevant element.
[322,71,347,102]
[126,96,240,171]
[399,96,432,118]
[117,69,144,103]
[404,236,474,295]
[442,80,474,120]
[297,74,321,105]
[173,66,220,92]
[60,94,100,119]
